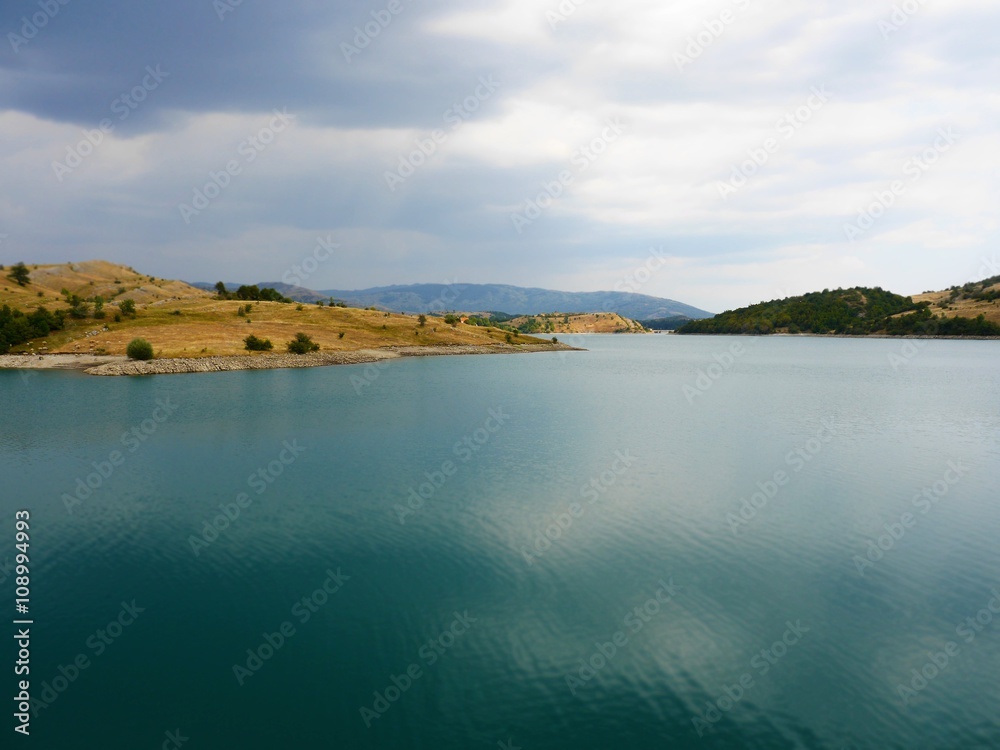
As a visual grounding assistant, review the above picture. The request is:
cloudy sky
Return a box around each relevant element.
[1,0,998,312]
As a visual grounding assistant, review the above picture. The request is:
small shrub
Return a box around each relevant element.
[296,304,304,311]
[244,334,273,351]
[287,332,320,354]
[69,302,91,319]
[119,299,136,317]
[126,338,154,360]
[114,313,122,323]
[338,332,345,339]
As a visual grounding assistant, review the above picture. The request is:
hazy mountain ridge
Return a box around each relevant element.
[189,281,712,319]
[319,283,712,319]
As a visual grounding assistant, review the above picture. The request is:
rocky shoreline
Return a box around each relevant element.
[0,343,583,377]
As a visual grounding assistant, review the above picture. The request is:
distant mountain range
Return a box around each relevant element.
[189,281,713,320]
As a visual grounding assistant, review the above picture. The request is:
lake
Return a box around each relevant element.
[2,334,999,749]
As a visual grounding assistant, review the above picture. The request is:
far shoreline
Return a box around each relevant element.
[0,342,584,377]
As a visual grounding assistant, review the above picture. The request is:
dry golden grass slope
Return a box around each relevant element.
[507,312,646,334]
[913,278,1000,325]
[1,260,545,357]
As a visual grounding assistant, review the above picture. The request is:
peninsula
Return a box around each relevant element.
[0,261,580,375]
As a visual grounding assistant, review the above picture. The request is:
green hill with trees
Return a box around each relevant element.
[677,285,1000,337]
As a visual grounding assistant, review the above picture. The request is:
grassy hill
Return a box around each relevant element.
[677,282,1000,337]
[506,312,646,334]
[913,276,1000,324]
[0,261,548,357]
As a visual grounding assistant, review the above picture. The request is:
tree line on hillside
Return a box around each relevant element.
[0,306,65,353]
[214,282,293,303]
[639,316,691,331]
[677,286,1000,337]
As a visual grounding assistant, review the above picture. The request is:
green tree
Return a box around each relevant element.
[418,314,427,327]
[126,338,154,360]
[7,262,30,286]
[214,281,228,298]
[287,332,319,354]
[119,299,137,317]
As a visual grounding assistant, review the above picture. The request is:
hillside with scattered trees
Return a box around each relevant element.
[677,285,1000,337]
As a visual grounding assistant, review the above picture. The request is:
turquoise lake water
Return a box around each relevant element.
[2,334,999,749]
